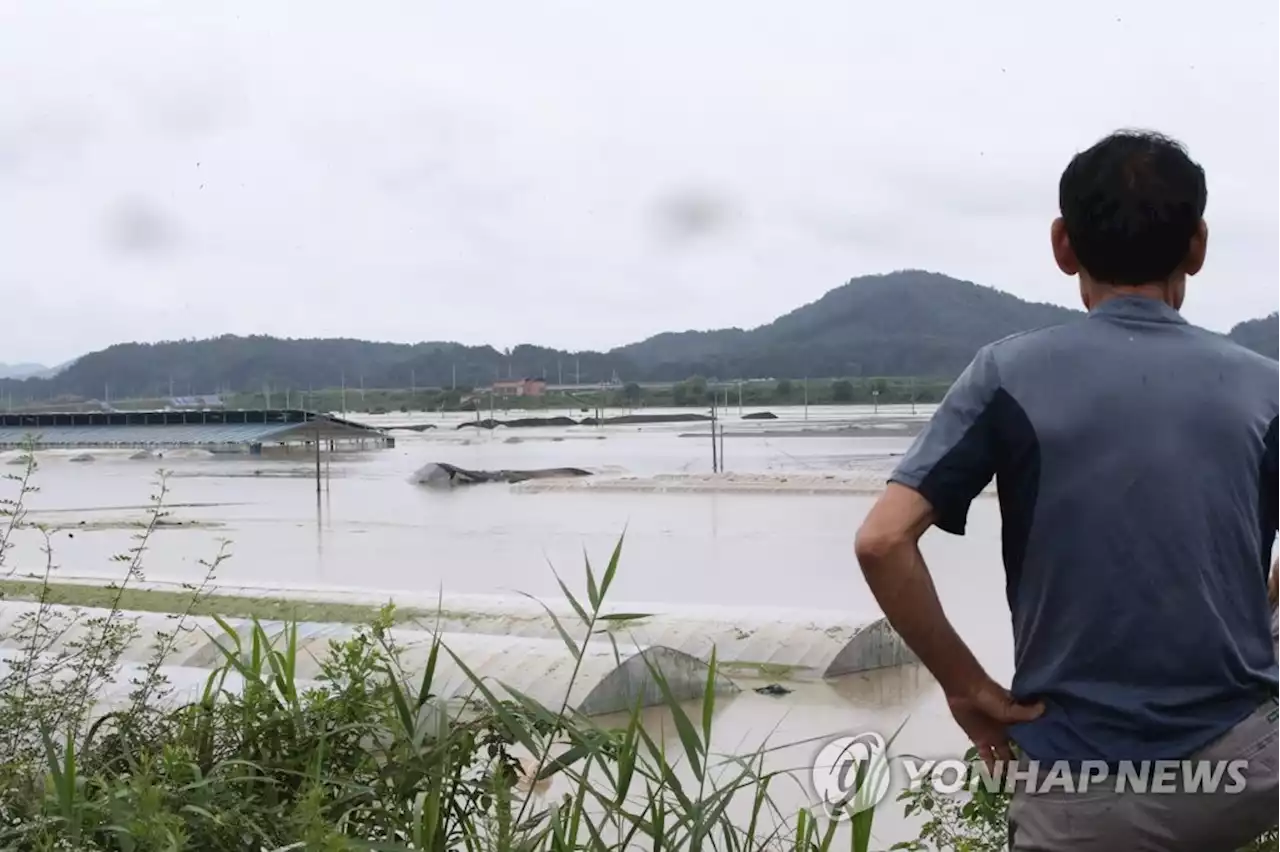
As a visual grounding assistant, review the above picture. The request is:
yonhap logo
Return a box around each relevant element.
[810,732,893,819]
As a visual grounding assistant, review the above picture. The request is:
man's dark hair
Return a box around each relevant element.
[1058,130,1207,286]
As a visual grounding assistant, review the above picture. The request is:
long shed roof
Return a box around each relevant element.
[0,410,383,449]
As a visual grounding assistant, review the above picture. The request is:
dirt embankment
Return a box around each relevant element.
[513,470,996,497]
[456,413,712,430]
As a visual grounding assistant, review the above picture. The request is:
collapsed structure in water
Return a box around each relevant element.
[410,461,592,487]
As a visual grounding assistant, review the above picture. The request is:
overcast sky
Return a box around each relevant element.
[1,0,1276,365]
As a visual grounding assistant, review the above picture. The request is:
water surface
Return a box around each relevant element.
[1,404,1012,846]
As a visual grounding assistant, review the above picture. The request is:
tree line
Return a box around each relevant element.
[2,272,1272,407]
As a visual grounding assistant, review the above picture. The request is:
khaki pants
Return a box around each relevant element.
[1008,698,1279,852]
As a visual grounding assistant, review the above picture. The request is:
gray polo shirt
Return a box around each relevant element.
[891,295,1279,763]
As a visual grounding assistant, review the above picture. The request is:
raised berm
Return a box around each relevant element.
[458,416,578,430]
[453,413,711,429]
[0,602,737,717]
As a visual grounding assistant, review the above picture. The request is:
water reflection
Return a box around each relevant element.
[826,662,934,710]
[549,664,941,846]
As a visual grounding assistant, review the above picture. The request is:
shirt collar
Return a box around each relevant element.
[1088,294,1187,325]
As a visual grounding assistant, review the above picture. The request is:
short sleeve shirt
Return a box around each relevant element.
[890,295,1279,762]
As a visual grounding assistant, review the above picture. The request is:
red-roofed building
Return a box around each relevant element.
[490,378,547,397]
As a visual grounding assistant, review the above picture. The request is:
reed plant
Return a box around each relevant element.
[0,446,887,851]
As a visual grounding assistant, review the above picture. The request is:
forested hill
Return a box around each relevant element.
[613,271,1080,378]
[2,271,1274,401]
[1227,313,1279,360]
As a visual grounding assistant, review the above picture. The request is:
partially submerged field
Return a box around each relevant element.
[1,447,936,850]
[0,434,1274,844]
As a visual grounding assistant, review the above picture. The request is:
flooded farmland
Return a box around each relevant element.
[0,403,1015,846]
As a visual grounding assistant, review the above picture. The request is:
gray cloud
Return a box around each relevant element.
[104,199,182,255]
[0,0,1275,364]
[650,189,742,245]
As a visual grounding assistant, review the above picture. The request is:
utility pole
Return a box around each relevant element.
[803,378,809,421]
[411,368,416,397]
[719,420,726,472]
[314,426,322,494]
[710,404,718,473]
[557,360,563,385]
[737,381,743,416]
[575,357,580,385]
[451,363,457,390]
[340,372,347,416]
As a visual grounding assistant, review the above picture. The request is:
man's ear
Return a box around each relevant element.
[1184,219,1208,277]
[1051,218,1078,276]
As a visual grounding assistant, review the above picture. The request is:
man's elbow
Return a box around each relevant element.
[854,523,911,572]
[856,483,933,573]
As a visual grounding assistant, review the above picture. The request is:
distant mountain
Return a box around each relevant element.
[0,271,1272,402]
[1227,313,1279,360]
[616,271,1080,378]
[0,362,51,380]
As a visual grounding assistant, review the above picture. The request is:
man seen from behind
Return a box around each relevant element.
[855,130,1279,851]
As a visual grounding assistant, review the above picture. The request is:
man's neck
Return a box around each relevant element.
[1087,283,1179,311]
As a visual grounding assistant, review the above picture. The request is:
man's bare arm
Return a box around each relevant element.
[854,483,989,698]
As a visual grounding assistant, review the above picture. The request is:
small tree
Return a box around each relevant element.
[832,379,854,403]
[672,382,689,406]
[775,379,793,400]
[623,382,642,407]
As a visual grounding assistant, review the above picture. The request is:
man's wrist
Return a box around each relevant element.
[938,659,992,702]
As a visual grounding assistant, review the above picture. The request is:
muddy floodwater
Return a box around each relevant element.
[1,404,1017,846]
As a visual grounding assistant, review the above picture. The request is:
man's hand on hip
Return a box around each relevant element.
[947,677,1045,771]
